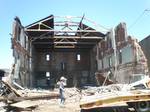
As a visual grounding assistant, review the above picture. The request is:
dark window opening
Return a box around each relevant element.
[24,36,26,48]
[119,50,122,64]
[102,59,104,69]
[17,27,21,41]
[61,62,66,71]
[132,84,146,90]
[108,57,112,67]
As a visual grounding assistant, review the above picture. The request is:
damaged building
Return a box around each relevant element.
[96,23,148,85]
[11,15,148,88]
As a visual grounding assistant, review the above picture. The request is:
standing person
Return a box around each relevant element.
[59,76,67,107]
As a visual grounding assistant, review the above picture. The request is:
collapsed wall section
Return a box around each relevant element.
[96,22,148,84]
[11,17,31,87]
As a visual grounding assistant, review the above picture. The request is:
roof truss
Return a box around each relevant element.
[25,15,108,49]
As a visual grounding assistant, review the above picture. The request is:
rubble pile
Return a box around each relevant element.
[1,76,150,112]
[64,88,82,103]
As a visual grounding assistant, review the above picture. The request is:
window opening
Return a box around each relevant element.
[46,54,50,61]
[46,72,50,77]
[77,54,81,61]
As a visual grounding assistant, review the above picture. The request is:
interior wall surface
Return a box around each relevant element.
[32,48,94,88]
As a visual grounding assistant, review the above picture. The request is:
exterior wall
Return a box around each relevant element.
[96,23,148,84]
[121,45,133,63]
[97,45,134,71]
[11,17,30,87]
[90,46,98,85]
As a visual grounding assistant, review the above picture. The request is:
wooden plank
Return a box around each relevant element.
[24,93,59,100]
[10,100,39,109]
[1,80,21,97]
[13,92,59,102]
[0,96,7,102]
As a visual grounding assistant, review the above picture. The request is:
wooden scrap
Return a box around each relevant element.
[0,96,7,102]
[1,80,21,97]
[13,92,59,102]
[10,100,39,109]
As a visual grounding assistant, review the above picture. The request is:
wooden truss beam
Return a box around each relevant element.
[25,29,104,33]
[33,41,97,45]
[31,36,103,40]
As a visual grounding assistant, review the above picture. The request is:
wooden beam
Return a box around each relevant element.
[1,80,22,97]
[33,41,97,45]
[10,100,39,109]
[31,36,103,40]
[54,45,75,48]
[25,16,54,29]
[25,29,104,33]
[0,96,7,102]
[54,36,103,39]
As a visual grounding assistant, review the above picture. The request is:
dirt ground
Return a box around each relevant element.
[33,99,81,112]
[32,88,81,112]
[0,87,82,112]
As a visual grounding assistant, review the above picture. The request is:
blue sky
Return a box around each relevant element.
[0,0,150,69]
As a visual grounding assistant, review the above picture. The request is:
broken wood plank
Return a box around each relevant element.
[24,92,59,100]
[12,92,59,102]
[1,79,22,97]
[10,100,39,109]
[0,96,7,102]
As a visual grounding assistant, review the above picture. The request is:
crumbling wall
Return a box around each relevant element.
[11,17,30,87]
[96,22,148,84]
[115,22,127,44]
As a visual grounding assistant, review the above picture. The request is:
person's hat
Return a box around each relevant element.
[60,76,66,81]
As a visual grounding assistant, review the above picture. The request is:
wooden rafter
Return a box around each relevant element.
[25,15,107,49]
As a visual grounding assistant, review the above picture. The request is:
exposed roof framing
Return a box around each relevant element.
[25,15,108,49]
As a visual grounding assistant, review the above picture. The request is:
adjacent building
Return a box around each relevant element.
[139,35,150,73]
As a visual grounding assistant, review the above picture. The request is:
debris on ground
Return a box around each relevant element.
[1,76,150,112]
